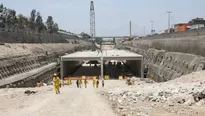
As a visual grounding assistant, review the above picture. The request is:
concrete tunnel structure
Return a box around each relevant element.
[60,50,144,79]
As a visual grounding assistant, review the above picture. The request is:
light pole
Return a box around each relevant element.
[167,11,172,33]
[143,26,146,36]
[151,21,154,35]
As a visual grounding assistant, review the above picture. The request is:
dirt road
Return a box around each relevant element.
[0,83,116,116]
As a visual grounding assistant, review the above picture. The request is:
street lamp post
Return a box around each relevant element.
[151,21,154,35]
[167,11,172,33]
[143,26,146,36]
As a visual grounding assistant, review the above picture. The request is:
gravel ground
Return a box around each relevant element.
[100,71,205,116]
[1,70,205,116]
[0,81,116,116]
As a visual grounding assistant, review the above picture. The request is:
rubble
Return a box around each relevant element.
[100,70,205,116]
[24,90,37,95]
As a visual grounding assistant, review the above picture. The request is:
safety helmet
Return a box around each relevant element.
[53,73,57,76]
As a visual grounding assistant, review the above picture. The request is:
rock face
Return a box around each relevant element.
[117,45,205,82]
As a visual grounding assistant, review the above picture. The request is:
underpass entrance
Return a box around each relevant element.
[60,50,144,80]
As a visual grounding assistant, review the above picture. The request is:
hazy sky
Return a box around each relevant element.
[1,0,205,36]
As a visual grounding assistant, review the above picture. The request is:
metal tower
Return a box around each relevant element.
[90,1,96,37]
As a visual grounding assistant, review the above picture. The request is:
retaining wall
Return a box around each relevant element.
[0,44,92,87]
[117,45,205,82]
[144,28,205,39]
[0,29,79,43]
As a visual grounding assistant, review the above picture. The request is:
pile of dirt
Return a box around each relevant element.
[100,71,205,116]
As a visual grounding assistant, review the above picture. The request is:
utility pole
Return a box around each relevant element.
[167,11,172,33]
[151,21,154,35]
[143,26,146,36]
[90,1,96,37]
[129,21,132,38]
[90,1,96,51]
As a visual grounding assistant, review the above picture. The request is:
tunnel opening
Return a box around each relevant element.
[61,50,144,80]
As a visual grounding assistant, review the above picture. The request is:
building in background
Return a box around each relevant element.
[174,23,190,32]
[164,28,175,33]
[188,18,205,30]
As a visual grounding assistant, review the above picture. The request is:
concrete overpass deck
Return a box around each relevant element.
[61,50,144,79]
[61,49,143,61]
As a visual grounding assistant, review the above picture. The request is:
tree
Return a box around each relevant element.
[0,3,3,12]
[29,9,36,30]
[17,14,24,28]
[5,9,17,28]
[17,14,28,29]
[10,9,17,26]
[0,4,6,28]
[46,16,54,33]
[53,23,59,33]
[35,12,44,33]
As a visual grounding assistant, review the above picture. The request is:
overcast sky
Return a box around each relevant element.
[1,0,205,36]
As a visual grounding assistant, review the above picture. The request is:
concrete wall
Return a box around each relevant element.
[117,45,205,82]
[144,28,205,39]
[124,35,205,57]
[0,44,91,87]
[0,29,80,43]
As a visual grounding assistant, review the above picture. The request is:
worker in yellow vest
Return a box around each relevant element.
[67,79,70,85]
[70,79,72,85]
[84,79,88,88]
[92,78,96,88]
[53,73,61,94]
[96,79,99,88]
[82,75,86,79]
[79,79,82,88]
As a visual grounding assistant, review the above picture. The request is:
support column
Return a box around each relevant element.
[101,55,104,80]
[60,61,63,80]
[141,58,144,78]
[130,21,132,38]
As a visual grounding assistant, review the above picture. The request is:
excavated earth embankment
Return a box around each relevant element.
[0,42,91,88]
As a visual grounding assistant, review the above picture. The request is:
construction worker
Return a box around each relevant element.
[79,79,82,88]
[53,73,61,94]
[76,80,79,88]
[92,78,96,88]
[69,79,72,85]
[102,80,104,88]
[96,79,99,88]
[84,79,88,88]
[67,79,70,85]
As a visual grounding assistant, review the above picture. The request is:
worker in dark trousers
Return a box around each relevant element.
[96,79,99,88]
[102,80,104,88]
[76,80,79,88]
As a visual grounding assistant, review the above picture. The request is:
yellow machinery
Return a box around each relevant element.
[82,76,86,79]
[105,75,110,80]
[119,76,123,80]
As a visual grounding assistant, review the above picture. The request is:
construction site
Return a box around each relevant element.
[1,1,205,116]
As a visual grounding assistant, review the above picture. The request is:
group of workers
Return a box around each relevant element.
[52,73,106,94]
[76,77,104,88]
[92,78,105,88]
[76,79,88,88]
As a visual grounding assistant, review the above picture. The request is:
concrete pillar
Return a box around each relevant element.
[141,58,144,78]
[130,21,132,38]
[60,61,63,80]
[101,55,104,80]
